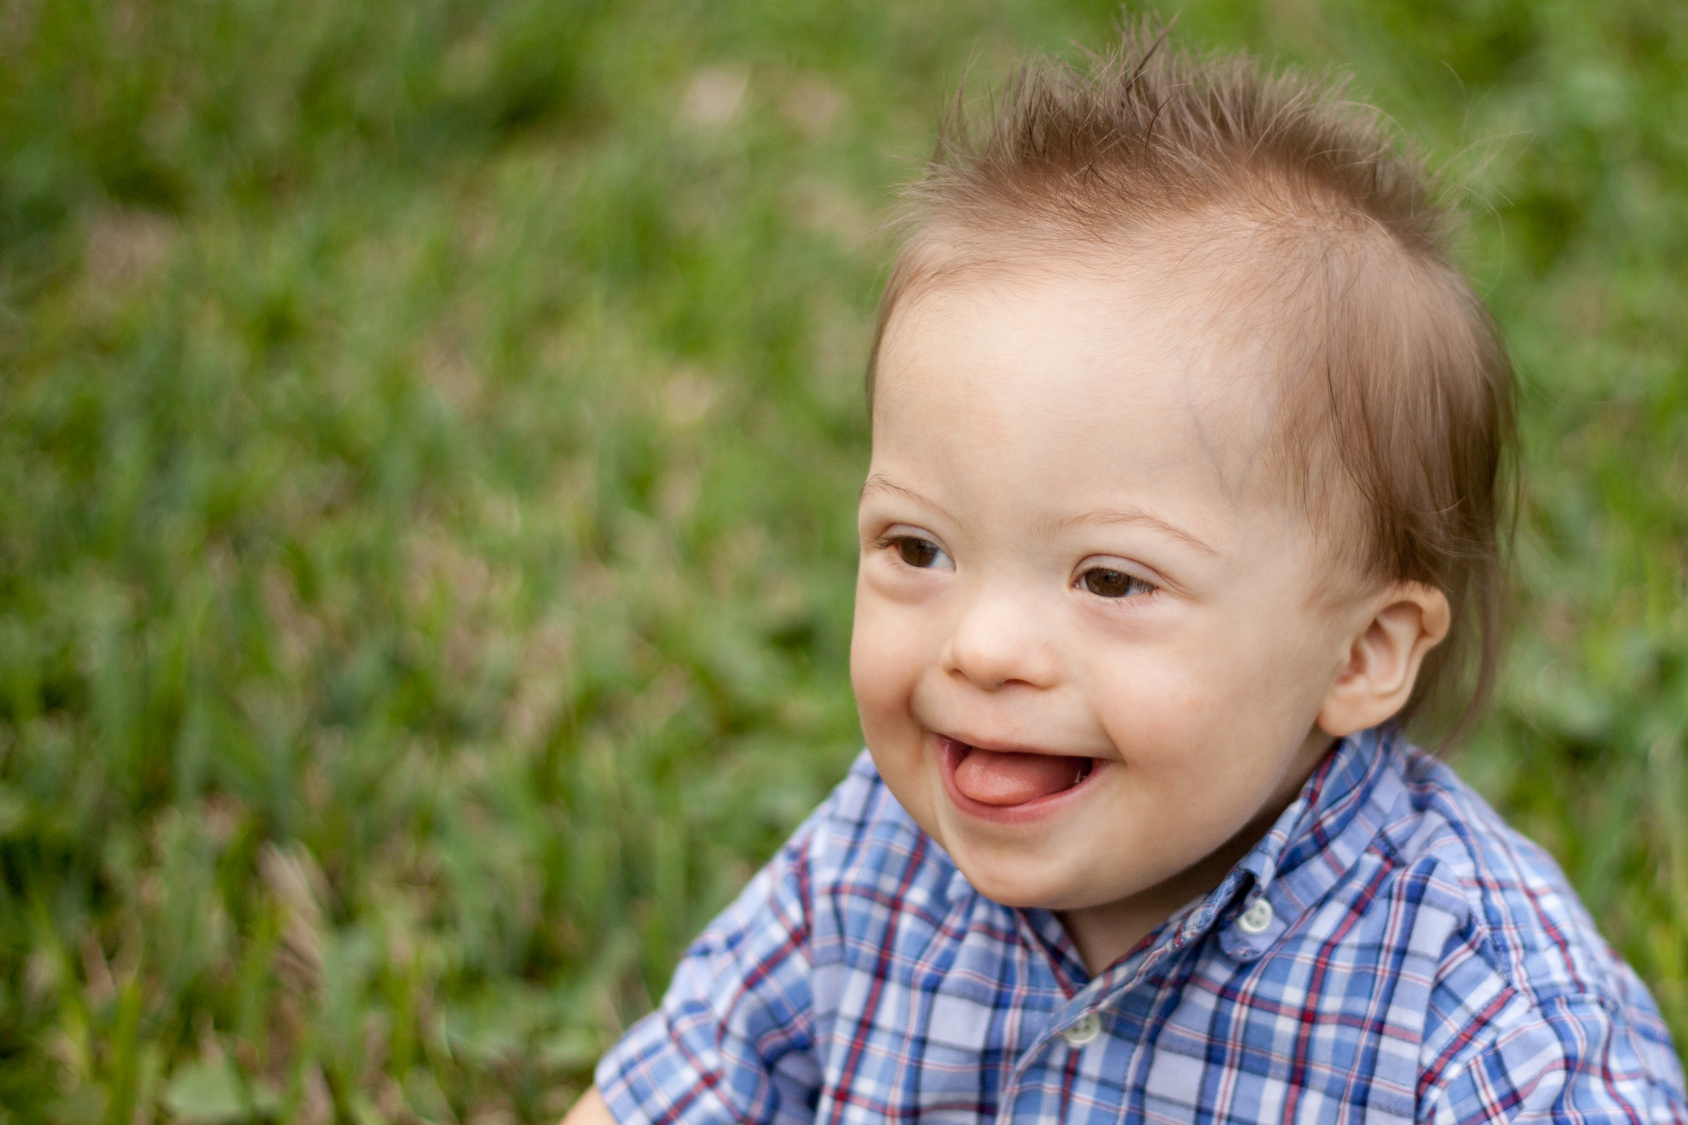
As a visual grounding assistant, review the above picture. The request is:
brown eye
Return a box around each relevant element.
[1081,567,1151,598]
[897,537,943,568]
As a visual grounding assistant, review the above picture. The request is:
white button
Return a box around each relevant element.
[1237,898,1274,935]
[1061,1012,1102,1047]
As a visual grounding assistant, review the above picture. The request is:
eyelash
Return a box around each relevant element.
[876,535,1160,601]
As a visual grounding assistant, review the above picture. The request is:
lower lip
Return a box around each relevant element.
[936,736,1105,825]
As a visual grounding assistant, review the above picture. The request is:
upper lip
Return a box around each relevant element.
[937,731,1098,759]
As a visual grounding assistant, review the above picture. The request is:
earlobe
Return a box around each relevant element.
[1317,583,1451,738]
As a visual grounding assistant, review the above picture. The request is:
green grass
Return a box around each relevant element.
[1,0,1684,1121]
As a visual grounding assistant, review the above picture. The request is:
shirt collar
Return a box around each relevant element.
[1176,726,1401,959]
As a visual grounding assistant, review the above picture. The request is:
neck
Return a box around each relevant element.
[1055,827,1258,974]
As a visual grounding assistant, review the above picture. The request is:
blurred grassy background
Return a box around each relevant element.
[0,0,1683,1121]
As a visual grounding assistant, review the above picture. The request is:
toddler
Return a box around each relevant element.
[568,29,1688,1125]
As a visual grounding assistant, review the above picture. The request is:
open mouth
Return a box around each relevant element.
[938,735,1098,813]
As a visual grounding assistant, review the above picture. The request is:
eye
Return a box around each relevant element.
[899,538,940,567]
[878,534,952,570]
[1078,566,1155,599]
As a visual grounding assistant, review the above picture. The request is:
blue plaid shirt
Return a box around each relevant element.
[596,729,1687,1123]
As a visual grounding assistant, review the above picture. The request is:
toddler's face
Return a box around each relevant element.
[851,255,1377,967]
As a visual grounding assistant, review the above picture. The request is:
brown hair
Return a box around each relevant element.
[868,23,1515,739]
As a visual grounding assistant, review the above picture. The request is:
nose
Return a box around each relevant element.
[940,584,1061,691]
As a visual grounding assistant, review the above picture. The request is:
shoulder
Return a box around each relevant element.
[798,750,968,940]
[1359,740,1687,1116]
[1377,744,1636,1007]
[1377,749,1597,984]
[677,750,981,988]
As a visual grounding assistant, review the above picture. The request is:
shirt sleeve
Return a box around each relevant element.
[595,816,824,1125]
[1420,990,1688,1125]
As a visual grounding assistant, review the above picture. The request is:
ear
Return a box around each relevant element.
[1317,583,1451,738]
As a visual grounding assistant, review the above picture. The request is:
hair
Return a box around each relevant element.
[867,22,1516,740]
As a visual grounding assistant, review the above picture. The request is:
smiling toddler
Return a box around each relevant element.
[569,29,1687,1125]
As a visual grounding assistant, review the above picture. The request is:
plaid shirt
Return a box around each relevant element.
[596,729,1688,1124]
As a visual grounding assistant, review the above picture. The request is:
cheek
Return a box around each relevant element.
[1147,604,1328,701]
[849,585,924,731]
[1085,629,1311,767]
[1086,649,1214,748]
[850,589,940,829]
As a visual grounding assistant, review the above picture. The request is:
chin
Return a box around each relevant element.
[947,847,1097,911]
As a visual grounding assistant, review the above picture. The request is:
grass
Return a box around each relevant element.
[0,0,1684,1121]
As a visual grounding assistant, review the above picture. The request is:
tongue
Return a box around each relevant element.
[953,748,1082,806]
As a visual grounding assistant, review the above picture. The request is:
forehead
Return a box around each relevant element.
[873,251,1286,511]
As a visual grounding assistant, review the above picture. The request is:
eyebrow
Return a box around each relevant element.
[863,473,1218,557]
[858,474,963,524]
[1059,507,1221,556]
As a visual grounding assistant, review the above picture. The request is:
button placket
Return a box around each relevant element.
[998,937,1172,1121]
[1237,898,1274,935]
[1061,1011,1102,1047]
